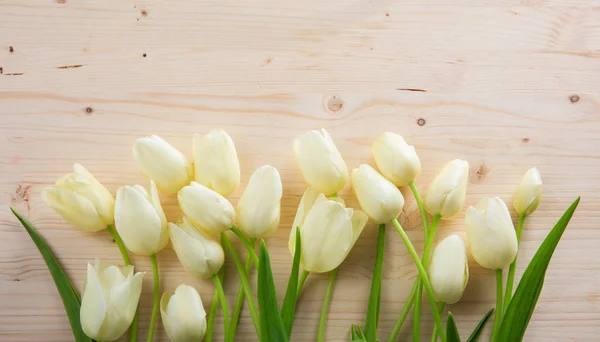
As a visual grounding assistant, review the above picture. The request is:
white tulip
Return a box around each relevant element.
[115,180,169,256]
[169,217,224,278]
[514,167,542,216]
[425,159,470,219]
[351,164,405,224]
[178,181,235,234]
[193,129,240,197]
[161,284,207,342]
[428,235,469,304]
[372,132,421,186]
[466,197,518,270]
[294,128,348,195]
[289,190,368,273]
[236,165,283,238]
[80,260,144,341]
[133,135,193,194]
[42,164,114,232]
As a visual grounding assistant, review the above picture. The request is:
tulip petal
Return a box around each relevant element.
[349,209,369,247]
[193,130,241,197]
[42,188,106,232]
[169,220,224,278]
[80,263,107,340]
[289,188,321,254]
[178,182,235,234]
[72,164,115,224]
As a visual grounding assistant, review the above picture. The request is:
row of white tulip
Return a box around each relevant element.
[41,128,542,342]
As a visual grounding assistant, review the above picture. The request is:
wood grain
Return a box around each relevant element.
[1,0,600,341]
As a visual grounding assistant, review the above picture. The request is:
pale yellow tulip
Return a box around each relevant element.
[514,167,542,216]
[428,234,469,304]
[372,132,421,186]
[161,284,207,342]
[193,129,240,197]
[352,164,405,224]
[178,181,235,234]
[425,159,470,219]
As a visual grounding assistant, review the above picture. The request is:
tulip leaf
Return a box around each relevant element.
[466,308,494,342]
[281,227,302,337]
[11,208,93,342]
[257,240,289,342]
[497,197,580,342]
[446,312,461,342]
[365,224,386,341]
[352,325,360,339]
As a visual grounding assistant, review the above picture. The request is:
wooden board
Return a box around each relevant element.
[2,0,600,341]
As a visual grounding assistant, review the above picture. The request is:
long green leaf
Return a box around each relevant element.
[497,197,580,342]
[257,240,289,342]
[446,312,461,342]
[466,309,494,342]
[11,208,93,342]
[281,227,302,337]
[365,224,386,341]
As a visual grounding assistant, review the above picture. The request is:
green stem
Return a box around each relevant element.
[430,302,445,342]
[223,235,261,337]
[205,267,224,342]
[387,281,418,342]
[231,226,260,266]
[147,254,160,342]
[231,238,257,337]
[408,181,429,239]
[492,269,504,342]
[298,270,310,293]
[212,273,231,342]
[504,214,526,313]
[391,219,446,342]
[366,224,386,341]
[317,268,338,342]
[414,214,441,342]
[106,225,138,342]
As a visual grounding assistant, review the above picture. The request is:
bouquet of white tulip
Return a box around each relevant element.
[11,128,578,342]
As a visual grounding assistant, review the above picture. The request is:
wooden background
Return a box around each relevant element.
[2,0,600,341]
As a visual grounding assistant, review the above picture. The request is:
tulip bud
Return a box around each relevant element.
[466,197,518,270]
[80,260,143,341]
[115,180,169,256]
[133,135,193,194]
[42,164,114,232]
[514,167,542,216]
[161,284,207,342]
[289,190,368,273]
[169,217,224,278]
[425,159,470,219]
[293,128,348,195]
[193,129,240,197]
[236,165,283,238]
[351,164,405,224]
[428,235,469,304]
[372,132,421,186]
[178,181,235,234]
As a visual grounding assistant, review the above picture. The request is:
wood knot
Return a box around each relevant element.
[56,0,66,3]
[470,164,489,184]
[8,46,14,53]
[325,95,344,114]
[12,184,32,212]
[522,137,530,143]
[140,9,148,17]
[569,94,580,103]
[417,118,426,126]
[142,53,147,57]
[84,107,93,115]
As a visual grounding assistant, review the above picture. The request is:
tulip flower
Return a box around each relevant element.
[294,128,348,195]
[289,189,368,273]
[42,164,114,232]
[178,181,235,234]
[372,132,421,186]
[193,129,240,197]
[236,165,282,238]
[351,164,405,224]
[133,135,193,194]
[514,167,542,217]
[161,284,207,342]
[169,217,225,278]
[428,234,469,304]
[80,260,144,341]
[114,180,169,256]
[425,159,470,219]
[466,197,518,270]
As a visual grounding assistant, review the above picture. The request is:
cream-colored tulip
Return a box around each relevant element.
[133,135,193,194]
[466,197,518,270]
[425,159,470,219]
[178,181,235,234]
[514,167,542,216]
[351,164,405,224]
[41,164,114,232]
[428,235,469,304]
[115,180,169,256]
[236,165,282,238]
[169,217,224,278]
[293,128,348,195]
[161,284,207,342]
[193,129,240,197]
[80,260,144,341]
[372,132,421,186]
[289,190,368,273]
